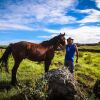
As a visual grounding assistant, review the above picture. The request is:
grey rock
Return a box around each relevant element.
[37,67,86,100]
[93,80,100,99]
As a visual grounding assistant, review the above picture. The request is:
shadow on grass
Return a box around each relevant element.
[10,93,26,100]
[0,80,35,100]
[0,81,12,91]
[0,79,33,89]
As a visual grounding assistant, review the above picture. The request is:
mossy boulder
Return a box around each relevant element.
[93,80,100,99]
[34,67,85,100]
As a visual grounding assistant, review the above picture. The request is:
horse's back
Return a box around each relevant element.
[11,41,36,59]
[12,41,38,48]
[12,41,29,50]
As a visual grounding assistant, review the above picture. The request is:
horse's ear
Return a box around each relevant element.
[63,32,65,36]
[60,32,65,36]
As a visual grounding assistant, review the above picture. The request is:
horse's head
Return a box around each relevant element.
[55,33,66,50]
[42,33,66,50]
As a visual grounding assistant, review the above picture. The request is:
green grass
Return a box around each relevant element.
[75,52,100,97]
[0,46,100,100]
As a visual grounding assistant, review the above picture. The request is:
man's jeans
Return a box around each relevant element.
[64,60,74,73]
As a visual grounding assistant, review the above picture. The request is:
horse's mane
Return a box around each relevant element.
[40,35,59,46]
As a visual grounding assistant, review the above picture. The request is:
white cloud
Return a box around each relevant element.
[0,0,76,30]
[64,26,100,43]
[78,9,100,23]
[0,23,34,31]
[43,28,59,33]
[42,26,100,43]
[38,33,58,39]
[47,16,76,24]
[0,0,100,44]
[95,0,100,8]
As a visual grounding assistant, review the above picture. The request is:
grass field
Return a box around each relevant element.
[0,45,100,100]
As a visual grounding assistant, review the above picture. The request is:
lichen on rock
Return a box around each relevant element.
[33,67,86,100]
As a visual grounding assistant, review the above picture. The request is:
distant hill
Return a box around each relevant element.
[76,42,100,53]
[0,45,7,49]
[76,42,100,46]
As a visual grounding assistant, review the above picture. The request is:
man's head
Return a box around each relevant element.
[67,37,74,44]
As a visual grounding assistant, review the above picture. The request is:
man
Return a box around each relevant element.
[64,37,78,73]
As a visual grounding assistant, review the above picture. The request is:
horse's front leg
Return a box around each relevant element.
[44,60,51,72]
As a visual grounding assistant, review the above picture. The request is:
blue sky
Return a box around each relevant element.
[0,0,100,44]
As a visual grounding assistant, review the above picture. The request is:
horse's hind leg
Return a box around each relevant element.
[11,59,22,85]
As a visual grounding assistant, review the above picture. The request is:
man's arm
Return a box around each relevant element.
[75,44,79,63]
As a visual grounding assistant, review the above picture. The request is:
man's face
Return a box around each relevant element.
[67,39,73,44]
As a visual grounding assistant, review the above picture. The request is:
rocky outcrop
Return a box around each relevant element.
[93,80,100,99]
[34,67,85,100]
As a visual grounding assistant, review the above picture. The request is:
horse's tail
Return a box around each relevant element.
[0,44,13,73]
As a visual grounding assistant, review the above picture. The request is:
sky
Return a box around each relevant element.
[0,0,100,44]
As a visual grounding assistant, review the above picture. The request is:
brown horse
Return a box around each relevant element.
[0,33,65,85]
